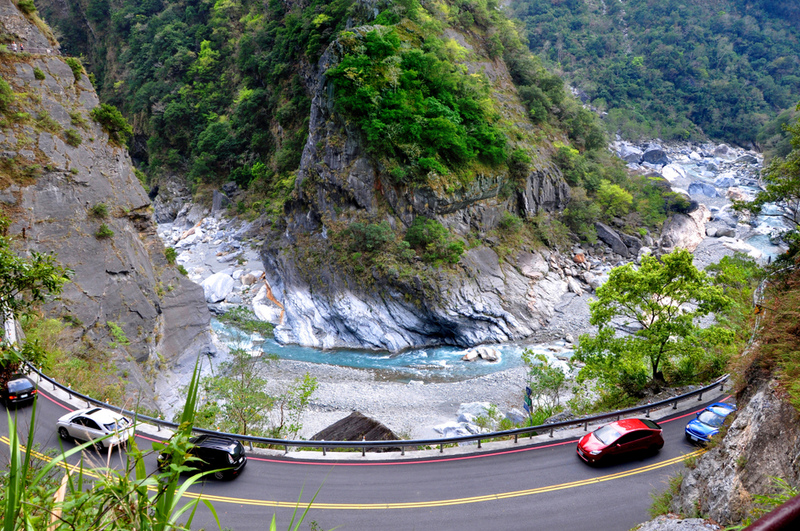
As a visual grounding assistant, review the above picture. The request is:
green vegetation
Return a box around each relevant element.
[649,473,684,518]
[196,348,317,439]
[326,24,506,184]
[218,306,274,337]
[574,249,734,403]
[404,217,464,267]
[512,0,800,145]
[522,350,565,420]
[63,57,83,82]
[89,202,108,218]
[164,246,177,264]
[32,67,45,80]
[107,321,130,347]
[94,222,114,239]
[0,78,13,112]
[16,0,36,15]
[90,103,132,146]
[64,128,82,147]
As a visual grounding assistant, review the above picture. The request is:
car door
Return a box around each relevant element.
[79,417,104,444]
[615,431,649,454]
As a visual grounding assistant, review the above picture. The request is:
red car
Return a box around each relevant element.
[577,418,664,465]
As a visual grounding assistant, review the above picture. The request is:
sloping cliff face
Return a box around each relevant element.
[0,0,214,401]
[261,22,572,351]
[670,376,800,524]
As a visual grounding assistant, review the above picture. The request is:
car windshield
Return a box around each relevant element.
[698,411,725,427]
[8,379,32,392]
[594,425,622,445]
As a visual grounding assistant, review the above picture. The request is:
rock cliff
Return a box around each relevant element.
[670,376,800,525]
[261,21,572,351]
[0,0,214,405]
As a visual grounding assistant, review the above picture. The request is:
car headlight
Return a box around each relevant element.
[589,450,603,455]
[227,454,235,465]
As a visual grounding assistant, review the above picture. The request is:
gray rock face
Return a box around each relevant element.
[659,205,711,253]
[671,378,800,526]
[0,11,214,406]
[259,26,573,351]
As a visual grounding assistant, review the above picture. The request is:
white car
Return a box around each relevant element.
[57,407,134,451]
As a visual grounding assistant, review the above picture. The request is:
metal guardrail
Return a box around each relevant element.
[26,362,730,456]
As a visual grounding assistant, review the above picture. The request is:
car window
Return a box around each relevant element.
[73,417,87,426]
[594,425,622,445]
[698,411,725,427]
[8,379,32,392]
[104,419,128,432]
[84,419,101,430]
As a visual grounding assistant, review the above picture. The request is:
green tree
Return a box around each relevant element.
[733,102,800,257]
[574,249,734,399]
[0,215,70,386]
[522,350,566,413]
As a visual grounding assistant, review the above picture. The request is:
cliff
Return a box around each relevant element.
[0,0,214,406]
[261,12,574,351]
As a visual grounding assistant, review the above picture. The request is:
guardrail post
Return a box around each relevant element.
[673,401,678,410]
[323,443,326,457]
[584,421,588,431]
[477,439,481,449]
[248,441,253,451]
[645,409,650,418]
[720,382,724,392]
[401,446,405,456]
[698,392,703,401]
[549,427,554,438]
[362,437,366,457]
[284,445,288,455]
[514,434,518,444]
[439,443,443,453]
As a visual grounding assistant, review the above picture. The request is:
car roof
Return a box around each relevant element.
[609,418,659,433]
[192,434,239,450]
[707,403,736,416]
[76,407,128,423]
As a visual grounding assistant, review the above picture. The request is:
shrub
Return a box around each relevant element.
[63,57,84,81]
[405,217,464,266]
[177,264,188,276]
[164,247,177,264]
[89,203,108,218]
[65,128,82,147]
[33,67,45,80]
[347,221,395,253]
[95,222,114,239]
[90,103,133,146]
[0,78,13,112]
[17,0,37,14]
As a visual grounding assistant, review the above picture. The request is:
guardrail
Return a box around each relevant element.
[26,362,730,457]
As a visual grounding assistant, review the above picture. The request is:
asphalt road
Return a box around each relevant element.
[1,388,724,531]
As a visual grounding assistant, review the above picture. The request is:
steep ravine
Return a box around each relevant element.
[0,0,214,406]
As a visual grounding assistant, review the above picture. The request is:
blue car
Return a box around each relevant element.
[685,402,737,443]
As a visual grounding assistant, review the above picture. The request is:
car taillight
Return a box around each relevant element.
[8,395,16,400]
[32,389,37,394]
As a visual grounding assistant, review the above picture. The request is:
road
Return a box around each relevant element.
[2,388,722,531]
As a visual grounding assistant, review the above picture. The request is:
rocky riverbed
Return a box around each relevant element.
[152,139,786,439]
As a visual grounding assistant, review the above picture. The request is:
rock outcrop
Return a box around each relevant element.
[260,24,574,351]
[0,1,214,405]
[311,411,400,452]
[670,378,800,525]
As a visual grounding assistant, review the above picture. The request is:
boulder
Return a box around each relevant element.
[619,232,643,255]
[642,145,669,165]
[311,412,400,452]
[566,276,583,297]
[201,272,235,303]
[617,144,643,163]
[595,222,629,257]
[659,204,712,253]
[734,154,758,165]
[661,163,688,182]
[688,181,718,197]
[714,175,736,188]
[713,143,736,159]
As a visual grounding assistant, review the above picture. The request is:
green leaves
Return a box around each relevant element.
[575,249,735,398]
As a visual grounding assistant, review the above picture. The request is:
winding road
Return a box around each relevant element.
[2,387,725,531]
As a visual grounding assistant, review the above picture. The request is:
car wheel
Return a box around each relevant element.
[58,427,70,440]
[94,441,106,452]
[213,470,226,481]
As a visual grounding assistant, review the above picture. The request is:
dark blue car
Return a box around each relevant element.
[685,402,736,443]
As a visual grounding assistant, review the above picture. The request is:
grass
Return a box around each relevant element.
[649,473,683,517]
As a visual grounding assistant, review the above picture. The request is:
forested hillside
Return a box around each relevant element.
[512,0,800,150]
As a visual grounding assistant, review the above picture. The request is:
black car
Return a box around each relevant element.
[158,434,247,480]
[1,374,37,407]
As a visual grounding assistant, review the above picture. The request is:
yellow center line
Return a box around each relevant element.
[2,435,704,510]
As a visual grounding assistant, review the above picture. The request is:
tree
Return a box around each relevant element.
[573,249,734,399]
[733,101,800,258]
[522,350,566,413]
[196,347,318,438]
[0,215,70,386]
